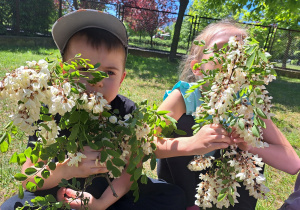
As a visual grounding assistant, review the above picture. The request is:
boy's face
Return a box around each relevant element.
[64,35,126,104]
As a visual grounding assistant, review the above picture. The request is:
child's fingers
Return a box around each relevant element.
[56,187,67,201]
[212,142,230,150]
[65,188,81,198]
[233,138,245,143]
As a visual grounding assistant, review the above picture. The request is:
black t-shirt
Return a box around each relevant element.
[27,94,136,198]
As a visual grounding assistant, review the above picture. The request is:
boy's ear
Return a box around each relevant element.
[190,60,202,76]
[120,71,126,85]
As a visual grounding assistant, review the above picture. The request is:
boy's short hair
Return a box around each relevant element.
[62,28,126,65]
[52,9,128,59]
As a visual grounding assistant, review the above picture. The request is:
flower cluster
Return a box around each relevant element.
[188,36,276,208]
[0,57,167,206]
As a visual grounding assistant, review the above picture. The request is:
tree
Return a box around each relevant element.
[187,0,300,68]
[169,0,189,61]
[115,0,178,48]
[204,0,300,24]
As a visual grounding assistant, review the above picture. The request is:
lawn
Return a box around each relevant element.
[0,46,299,209]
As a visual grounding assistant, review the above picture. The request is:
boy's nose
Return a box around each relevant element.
[94,79,104,88]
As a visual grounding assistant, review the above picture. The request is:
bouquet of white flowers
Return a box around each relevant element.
[186,36,277,209]
[0,56,171,209]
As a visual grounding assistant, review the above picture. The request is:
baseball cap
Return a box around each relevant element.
[52,9,128,56]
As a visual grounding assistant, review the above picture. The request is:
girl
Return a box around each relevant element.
[157,19,300,210]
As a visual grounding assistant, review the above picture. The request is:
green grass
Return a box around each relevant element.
[0,47,300,209]
[274,62,300,71]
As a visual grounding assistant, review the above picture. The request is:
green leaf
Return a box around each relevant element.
[26,181,37,192]
[234,98,242,105]
[17,153,27,165]
[256,97,264,104]
[238,119,245,130]
[106,149,121,158]
[66,140,77,153]
[130,181,138,190]
[246,52,256,68]
[69,111,80,123]
[222,179,230,185]
[88,142,98,150]
[34,161,45,168]
[220,188,229,194]
[54,202,63,208]
[77,82,86,90]
[41,169,50,179]
[150,156,156,170]
[102,139,115,148]
[69,124,80,141]
[18,185,24,199]
[14,173,28,181]
[9,152,18,163]
[45,194,56,203]
[0,140,8,152]
[0,133,7,145]
[100,150,108,163]
[217,192,227,201]
[71,87,79,94]
[112,158,126,167]
[141,174,148,184]
[257,117,266,129]
[134,167,142,181]
[252,125,260,137]
[24,147,32,158]
[34,176,44,188]
[157,110,170,115]
[48,162,56,170]
[58,151,66,163]
[256,108,267,119]
[174,129,187,136]
[25,167,37,176]
[40,114,52,121]
[258,49,268,63]
[228,194,234,205]
[80,111,89,124]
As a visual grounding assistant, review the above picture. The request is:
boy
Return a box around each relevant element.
[1,9,185,210]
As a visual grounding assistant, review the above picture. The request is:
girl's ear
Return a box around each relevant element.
[190,60,202,76]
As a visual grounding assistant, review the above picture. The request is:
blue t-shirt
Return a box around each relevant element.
[164,81,202,115]
[164,81,215,157]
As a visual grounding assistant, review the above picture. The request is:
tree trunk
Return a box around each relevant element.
[59,0,63,18]
[73,0,79,10]
[169,0,189,62]
[14,0,20,35]
[282,31,292,68]
[150,34,153,48]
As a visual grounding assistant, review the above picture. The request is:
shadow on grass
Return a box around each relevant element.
[267,76,300,113]
[125,54,180,88]
[0,45,58,55]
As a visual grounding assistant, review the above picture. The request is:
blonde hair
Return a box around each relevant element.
[179,19,248,82]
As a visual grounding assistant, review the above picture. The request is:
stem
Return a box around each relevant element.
[104,173,118,198]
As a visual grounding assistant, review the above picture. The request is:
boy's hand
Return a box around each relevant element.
[67,146,108,178]
[230,128,253,151]
[57,187,104,210]
[191,124,232,154]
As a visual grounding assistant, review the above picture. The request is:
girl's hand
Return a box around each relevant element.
[230,128,253,151]
[66,146,108,178]
[57,187,103,210]
[191,124,232,154]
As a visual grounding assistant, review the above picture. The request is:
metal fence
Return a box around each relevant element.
[1,0,299,71]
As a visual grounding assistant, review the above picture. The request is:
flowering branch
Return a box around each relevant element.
[186,36,277,209]
[0,56,174,209]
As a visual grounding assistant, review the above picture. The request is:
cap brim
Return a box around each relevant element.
[52,9,128,55]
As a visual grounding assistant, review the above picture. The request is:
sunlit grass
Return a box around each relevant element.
[0,48,299,209]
